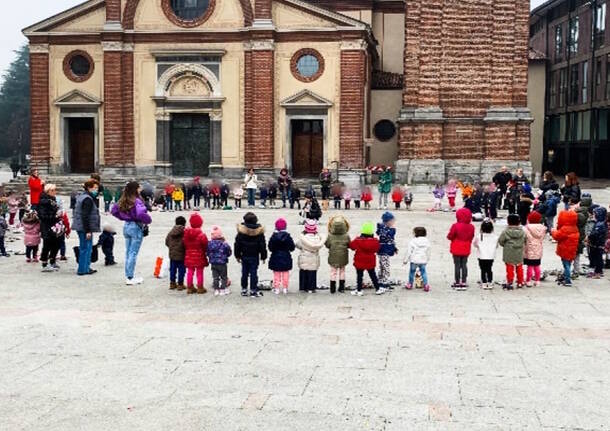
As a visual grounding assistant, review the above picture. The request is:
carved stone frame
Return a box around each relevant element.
[63,50,94,83]
[161,0,216,28]
[290,48,325,83]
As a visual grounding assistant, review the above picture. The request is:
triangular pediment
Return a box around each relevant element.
[281,89,333,108]
[23,0,105,34]
[274,0,366,29]
[54,90,102,107]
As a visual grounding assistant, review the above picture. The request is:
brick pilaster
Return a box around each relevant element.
[490,0,516,106]
[121,49,135,164]
[254,0,272,21]
[105,0,121,23]
[512,0,529,107]
[29,47,50,169]
[402,0,420,107]
[103,46,124,166]
[340,45,366,169]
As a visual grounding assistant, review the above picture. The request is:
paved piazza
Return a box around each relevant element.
[1,189,610,430]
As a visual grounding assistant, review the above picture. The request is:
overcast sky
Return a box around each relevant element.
[1,0,549,79]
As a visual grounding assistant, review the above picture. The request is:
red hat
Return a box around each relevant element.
[527,211,542,224]
[189,212,203,228]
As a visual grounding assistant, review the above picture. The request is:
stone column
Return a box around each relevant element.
[209,111,223,176]
[29,43,51,172]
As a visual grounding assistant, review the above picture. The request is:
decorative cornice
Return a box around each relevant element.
[244,40,275,51]
[29,44,49,54]
[340,39,367,51]
[101,41,124,51]
[209,111,223,121]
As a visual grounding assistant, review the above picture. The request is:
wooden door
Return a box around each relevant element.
[171,114,210,176]
[68,118,95,173]
[291,120,323,177]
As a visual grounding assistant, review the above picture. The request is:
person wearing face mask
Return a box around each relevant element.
[73,179,101,276]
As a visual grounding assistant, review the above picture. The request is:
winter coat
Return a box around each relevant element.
[319,171,332,188]
[552,211,580,261]
[306,199,322,220]
[524,224,547,260]
[493,171,512,190]
[22,217,41,246]
[103,188,113,203]
[164,185,175,195]
[111,198,152,225]
[540,196,559,218]
[172,189,184,202]
[498,226,526,265]
[234,223,267,261]
[588,207,609,249]
[245,174,258,190]
[165,225,185,261]
[350,235,380,270]
[378,171,393,194]
[268,231,296,272]
[391,190,403,203]
[98,231,115,255]
[447,208,476,257]
[432,188,445,199]
[361,191,373,202]
[575,196,592,253]
[325,216,351,268]
[296,233,324,271]
[28,176,43,205]
[37,193,60,240]
[183,227,209,268]
[561,184,581,204]
[540,180,559,197]
[207,240,232,266]
[377,223,397,256]
[405,237,431,265]
[72,192,101,234]
[473,233,499,260]
[278,173,292,192]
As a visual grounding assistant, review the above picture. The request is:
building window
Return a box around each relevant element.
[555,25,563,61]
[595,3,607,48]
[607,56,610,99]
[550,71,558,108]
[63,50,94,83]
[559,68,568,107]
[569,17,579,54]
[290,49,325,83]
[570,64,579,104]
[595,59,602,101]
[373,120,397,142]
[162,0,215,27]
[582,61,589,103]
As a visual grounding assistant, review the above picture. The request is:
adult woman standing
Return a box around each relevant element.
[111,181,152,285]
[38,184,61,272]
[560,172,581,210]
[244,168,258,208]
[540,171,559,199]
[73,179,101,276]
[277,168,292,208]
[28,169,44,213]
[378,167,393,210]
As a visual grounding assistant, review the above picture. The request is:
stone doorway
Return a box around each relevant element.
[68,117,95,174]
[291,119,323,178]
[170,113,211,176]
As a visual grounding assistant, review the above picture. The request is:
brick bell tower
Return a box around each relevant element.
[396,0,533,184]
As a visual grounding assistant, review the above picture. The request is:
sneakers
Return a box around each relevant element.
[59,256,67,261]
[516,284,525,289]
[405,283,413,290]
[41,265,54,273]
[351,290,364,296]
[241,290,249,297]
[375,288,386,295]
[455,283,467,291]
[283,288,288,295]
[126,277,144,286]
[26,258,31,263]
[250,291,264,298]
[483,283,493,290]
[221,289,231,296]
[214,290,221,296]
[423,285,430,292]
[51,264,60,271]
[502,283,514,290]
[525,282,533,288]
[273,288,280,295]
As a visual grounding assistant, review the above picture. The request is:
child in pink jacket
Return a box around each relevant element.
[22,211,41,262]
[523,211,547,287]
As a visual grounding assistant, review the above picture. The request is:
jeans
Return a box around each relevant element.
[104,201,111,213]
[281,189,290,207]
[453,256,469,284]
[379,192,389,207]
[165,195,173,211]
[478,259,494,283]
[562,259,573,284]
[247,189,256,207]
[59,238,66,257]
[124,222,144,279]
[356,269,380,292]
[409,263,428,286]
[193,195,201,208]
[170,260,186,284]
[544,216,555,233]
[174,200,182,211]
[241,257,259,293]
[77,232,93,275]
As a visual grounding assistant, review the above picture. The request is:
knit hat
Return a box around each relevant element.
[275,218,287,231]
[381,212,395,224]
[189,212,203,228]
[361,222,375,236]
[210,225,224,240]
[527,211,542,224]
[304,219,318,234]
[522,183,532,194]
[243,212,258,225]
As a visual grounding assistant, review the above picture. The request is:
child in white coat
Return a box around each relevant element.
[404,227,432,292]
[296,219,325,293]
[472,219,499,289]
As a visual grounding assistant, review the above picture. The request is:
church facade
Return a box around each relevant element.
[24,0,532,182]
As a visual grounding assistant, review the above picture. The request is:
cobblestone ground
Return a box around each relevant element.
[1,189,610,430]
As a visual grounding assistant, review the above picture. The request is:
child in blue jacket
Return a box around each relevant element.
[377,212,398,289]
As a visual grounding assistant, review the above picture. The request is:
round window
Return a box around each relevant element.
[374,120,397,142]
[63,51,94,83]
[291,49,325,82]
[163,0,214,27]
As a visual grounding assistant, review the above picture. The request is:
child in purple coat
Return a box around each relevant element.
[207,225,233,296]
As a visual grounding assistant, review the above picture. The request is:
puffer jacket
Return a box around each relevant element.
[234,223,267,261]
[350,235,380,270]
[524,223,547,260]
[377,223,397,256]
[552,211,580,261]
[325,216,351,268]
[447,208,475,257]
[22,214,41,246]
[111,198,152,225]
[268,231,295,271]
[37,193,60,240]
[165,225,185,261]
[588,207,608,248]
[207,239,232,265]
[183,227,209,268]
[575,195,592,253]
[404,236,431,264]
[498,226,526,265]
[296,233,324,271]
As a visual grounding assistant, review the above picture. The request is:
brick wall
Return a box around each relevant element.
[103,51,124,166]
[255,0,272,20]
[340,49,366,168]
[30,52,50,168]
[121,51,135,164]
[106,0,121,22]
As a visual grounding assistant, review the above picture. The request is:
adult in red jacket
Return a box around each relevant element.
[183,213,209,294]
[551,210,580,286]
[28,169,44,213]
[349,222,382,295]
[447,208,475,288]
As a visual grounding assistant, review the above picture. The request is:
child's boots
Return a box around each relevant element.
[338,280,345,293]
[169,282,177,290]
[177,283,185,291]
[187,285,197,294]
[197,285,207,294]
[330,281,336,294]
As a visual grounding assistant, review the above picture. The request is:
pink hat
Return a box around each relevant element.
[304,219,318,234]
[275,218,287,231]
[210,225,224,240]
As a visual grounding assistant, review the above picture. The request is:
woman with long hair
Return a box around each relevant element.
[560,172,581,210]
[111,181,152,285]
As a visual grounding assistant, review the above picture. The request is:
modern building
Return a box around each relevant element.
[530,0,610,178]
[24,0,531,182]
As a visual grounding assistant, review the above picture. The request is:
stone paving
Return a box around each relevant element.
[1,188,610,430]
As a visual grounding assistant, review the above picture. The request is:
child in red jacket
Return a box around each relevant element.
[183,213,209,294]
[447,208,475,290]
[391,187,403,210]
[349,222,382,296]
[361,187,373,210]
[551,210,580,286]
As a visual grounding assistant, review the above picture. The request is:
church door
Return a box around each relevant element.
[170,113,210,176]
[68,117,95,174]
[291,119,323,177]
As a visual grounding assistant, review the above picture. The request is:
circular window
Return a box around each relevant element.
[374,120,397,142]
[63,51,94,83]
[291,49,325,82]
[162,0,215,28]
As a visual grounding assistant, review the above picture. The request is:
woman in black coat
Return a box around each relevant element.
[560,172,581,209]
[38,185,62,271]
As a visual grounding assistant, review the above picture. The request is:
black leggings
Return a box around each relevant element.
[589,247,604,274]
[41,237,60,265]
[356,269,380,292]
[26,245,39,259]
[453,256,469,284]
[479,259,494,283]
